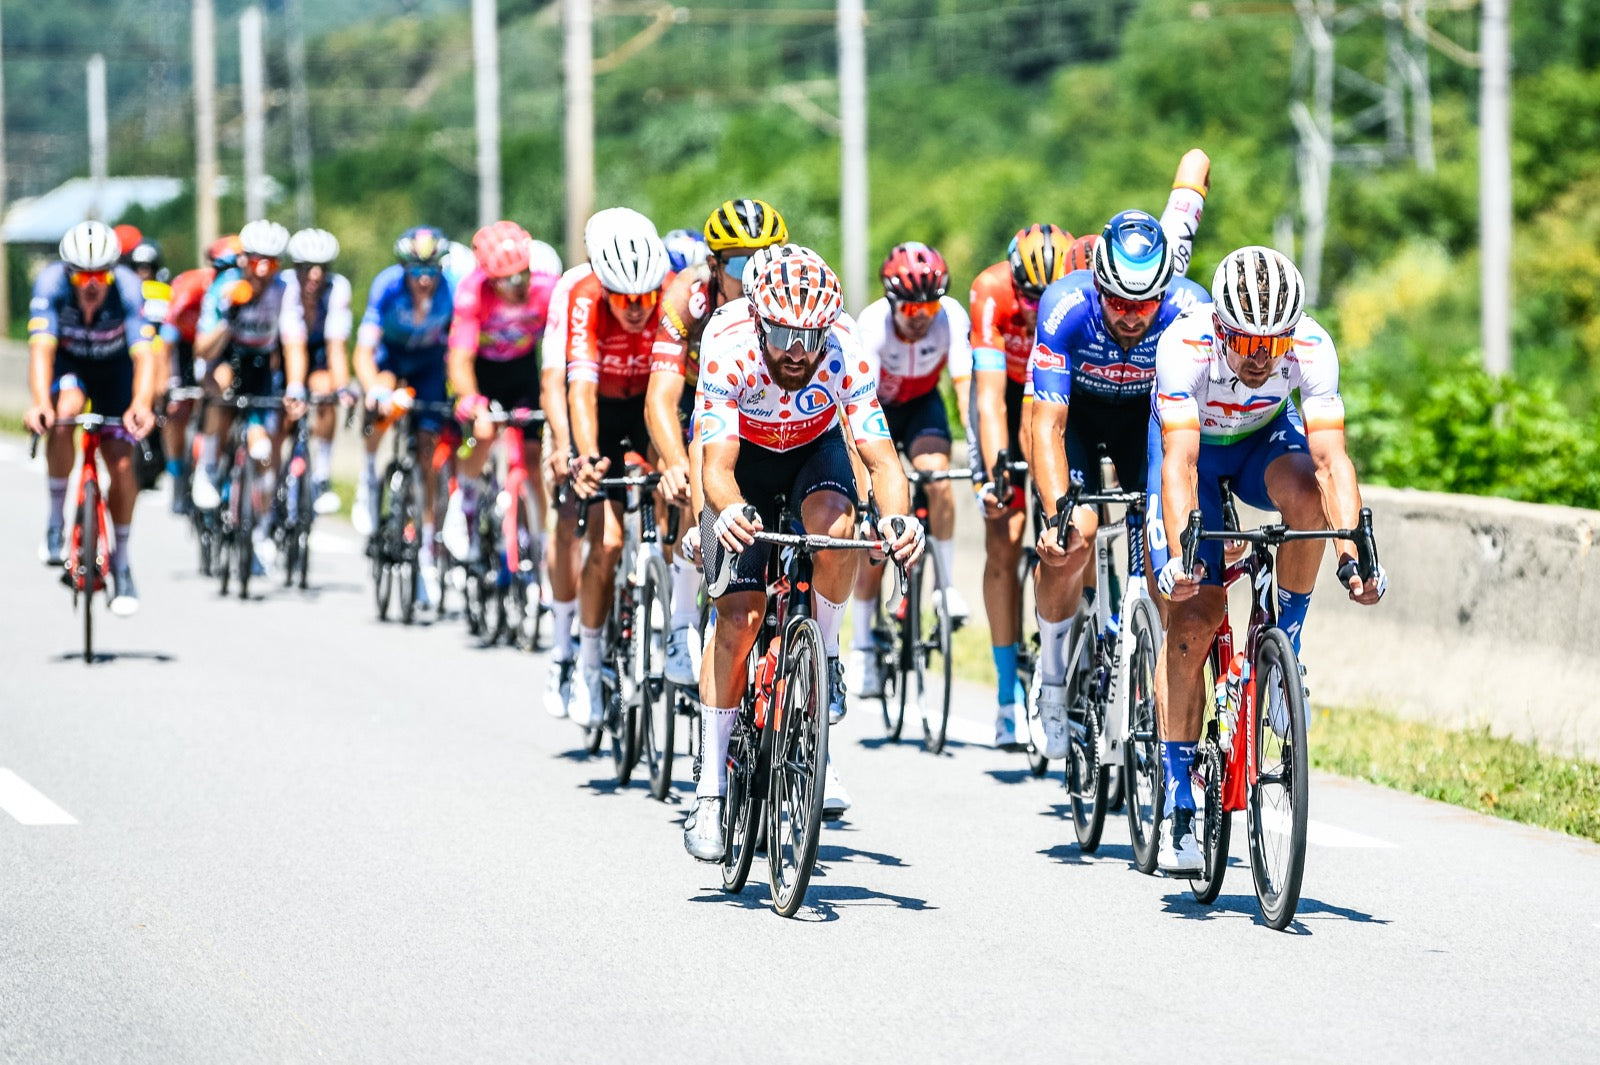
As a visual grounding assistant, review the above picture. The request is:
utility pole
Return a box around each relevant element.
[240,6,266,222]
[194,0,219,251]
[87,55,108,221]
[837,0,869,313]
[473,0,502,226]
[1289,1,1333,305]
[0,5,10,329]
[1403,0,1435,173]
[286,0,315,228]
[1479,0,1512,376]
[563,0,594,261]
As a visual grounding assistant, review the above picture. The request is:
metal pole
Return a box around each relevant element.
[285,0,315,228]
[87,55,108,221]
[563,0,594,261]
[837,0,869,313]
[473,0,502,226]
[240,5,266,222]
[1407,0,1435,173]
[0,5,10,329]
[193,0,219,250]
[1479,0,1512,377]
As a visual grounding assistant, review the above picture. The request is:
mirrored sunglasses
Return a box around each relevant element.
[405,263,442,279]
[1217,319,1296,361]
[70,269,114,287]
[1102,294,1162,317]
[760,320,829,354]
[606,289,659,316]
[717,253,750,280]
[894,299,940,319]
[492,269,531,289]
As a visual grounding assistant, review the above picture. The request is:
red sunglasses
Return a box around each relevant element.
[70,269,114,287]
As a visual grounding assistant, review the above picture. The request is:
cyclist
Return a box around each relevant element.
[161,236,239,512]
[558,207,672,729]
[24,221,158,614]
[1149,245,1387,873]
[280,228,354,516]
[1028,194,1212,757]
[351,225,455,607]
[967,222,1073,747]
[441,220,559,565]
[661,227,708,272]
[647,197,790,689]
[846,241,972,699]
[191,220,310,571]
[682,246,925,860]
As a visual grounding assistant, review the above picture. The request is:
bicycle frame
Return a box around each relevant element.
[491,410,546,583]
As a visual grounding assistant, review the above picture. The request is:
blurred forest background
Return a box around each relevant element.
[6,0,1600,504]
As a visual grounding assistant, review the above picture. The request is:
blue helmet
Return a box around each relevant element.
[662,228,708,273]
[394,226,449,267]
[1091,209,1174,301]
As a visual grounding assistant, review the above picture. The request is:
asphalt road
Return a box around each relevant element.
[2,436,1598,1064]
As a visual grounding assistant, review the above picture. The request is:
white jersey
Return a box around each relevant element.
[1160,185,1206,279]
[855,295,971,407]
[540,263,593,372]
[278,269,353,345]
[1153,308,1345,444]
[696,300,891,453]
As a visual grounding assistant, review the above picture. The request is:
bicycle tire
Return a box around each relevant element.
[720,706,766,894]
[882,577,907,743]
[1248,627,1309,930]
[767,617,830,918]
[639,554,677,801]
[1066,621,1109,851]
[607,667,637,785]
[1123,595,1165,875]
[293,463,313,589]
[80,479,98,665]
[393,467,421,625]
[918,547,956,755]
[1190,737,1232,904]
[235,454,255,601]
[1017,552,1049,773]
[1106,762,1126,813]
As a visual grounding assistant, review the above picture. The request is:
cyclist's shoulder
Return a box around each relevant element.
[30,261,70,299]
[1161,275,1211,315]
[1036,271,1097,341]
[938,294,971,329]
[1285,314,1337,367]
[367,263,405,301]
[968,261,1011,302]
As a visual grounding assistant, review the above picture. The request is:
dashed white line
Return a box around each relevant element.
[0,769,78,825]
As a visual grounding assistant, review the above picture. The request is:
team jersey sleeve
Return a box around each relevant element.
[357,269,393,349]
[197,273,232,335]
[324,274,354,341]
[651,275,696,376]
[1289,315,1346,433]
[1160,185,1206,279]
[1029,282,1084,407]
[27,264,67,340]
[447,272,485,355]
[563,281,602,387]
[140,280,171,328]
[115,268,154,353]
[968,270,1008,374]
[1152,314,1208,434]
[278,273,308,343]
[833,317,892,446]
[942,297,973,382]
[694,332,744,447]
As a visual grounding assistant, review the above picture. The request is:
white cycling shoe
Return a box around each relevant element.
[1035,681,1070,760]
[351,486,374,536]
[569,662,605,730]
[441,489,471,562]
[191,475,221,511]
[684,796,725,862]
[822,757,852,820]
[846,646,884,698]
[665,625,701,687]
[994,704,1022,751]
[544,659,574,719]
[1158,809,1204,875]
[932,585,971,622]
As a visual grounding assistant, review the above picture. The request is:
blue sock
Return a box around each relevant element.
[992,643,1019,708]
[1162,741,1197,817]
[1277,587,1312,655]
[166,458,182,477]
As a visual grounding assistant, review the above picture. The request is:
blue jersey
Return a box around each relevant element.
[357,265,454,376]
[1030,270,1210,406]
[28,262,151,363]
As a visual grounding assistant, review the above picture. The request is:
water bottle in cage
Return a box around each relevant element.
[1218,651,1247,754]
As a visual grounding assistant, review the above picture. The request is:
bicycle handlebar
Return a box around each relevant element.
[573,471,677,545]
[1180,506,1381,583]
[908,468,975,485]
[28,413,153,464]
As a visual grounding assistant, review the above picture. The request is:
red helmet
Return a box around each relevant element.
[207,235,242,271]
[880,241,949,303]
[472,220,532,279]
[1065,234,1098,273]
[113,224,143,257]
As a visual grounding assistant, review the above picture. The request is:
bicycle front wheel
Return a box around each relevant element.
[638,554,676,801]
[1190,736,1232,904]
[1065,624,1109,851]
[80,480,99,665]
[916,550,956,755]
[1248,627,1309,930]
[767,617,830,918]
[1018,553,1048,774]
[1123,595,1164,875]
[235,458,255,601]
[392,468,419,625]
[721,706,766,894]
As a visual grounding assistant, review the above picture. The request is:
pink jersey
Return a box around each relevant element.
[447,267,557,364]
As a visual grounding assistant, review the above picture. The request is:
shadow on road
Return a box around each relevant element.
[1159,891,1390,931]
[987,767,1051,785]
[688,882,935,922]
[1037,842,1137,866]
[53,649,176,665]
[814,843,908,869]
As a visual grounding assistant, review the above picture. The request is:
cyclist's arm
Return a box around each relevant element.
[194,278,233,366]
[325,337,351,391]
[447,341,480,399]
[973,365,1009,482]
[27,334,57,412]
[446,276,483,398]
[701,437,745,515]
[351,273,390,393]
[281,336,309,396]
[1307,425,1362,551]
[644,370,689,475]
[324,275,354,391]
[1163,149,1210,278]
[1030,398,1072,522]
[945,298,974,428]
[857,436,910,517]
[1158,423,1201,564]
[541,356,573,458]
[568,381,600,459]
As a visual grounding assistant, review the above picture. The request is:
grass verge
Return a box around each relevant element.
[1310,706,1600,844]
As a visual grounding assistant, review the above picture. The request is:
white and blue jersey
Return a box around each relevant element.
[356,265,454,379]
[1029,271,1210,407]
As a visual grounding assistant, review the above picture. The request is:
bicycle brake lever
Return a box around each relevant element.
[1180,509,1203,576]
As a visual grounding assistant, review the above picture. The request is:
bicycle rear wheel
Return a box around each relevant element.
[720,706,766,894]
[393,468,419,625]
[1018,553,1048,773]
[767,617,830,918]
[880,596,905,742]
[1248,627,1309,930]
[79,481,99,665]
[1065,624,1109,851]
[607,662,636,785]
[638,554,676,801]
[916,551,956,755]
[235,457,255,601]
[1190,735,1232,904]
[1123,595,1164,875]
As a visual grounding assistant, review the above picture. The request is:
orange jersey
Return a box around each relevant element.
[559,269,670,401]
[968,261,1034,385]
[651,263,718,390]
[165,267,217,345]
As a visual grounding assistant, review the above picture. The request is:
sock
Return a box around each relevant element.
[1162,741,1198,816]
[165,458,182,478]
[1277,587,1312,656]
[850,595,877,651]
[993,643,1020,707]
[932,536,955,578]
[579,625,603,669]
[47,477,69,531]
[459,477,479,514]
[361,462,380,527]
[552,599,578,662]
[670,557,700,629]
[1038,614,1073,686]
[363,451,377,483]
[198,434,218,478]
[814,591,846,657]
[311,438,333,483]
[257,469,276,531]
[112,525,131,572]
[421,524,436,563]
[697,704,739,798]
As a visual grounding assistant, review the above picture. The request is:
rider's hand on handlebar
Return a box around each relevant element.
[366,386,392,414]
[573,454,609,498]
[1338,555,1387,606]
[976,480,1008,519]
[877,514,925,568]
[713,503,761,552]
[123,403,157,439]
[545,448,572,483]
[1036,511,1078,568]
[660,462,692,507]
[1157,557,1206,602]
[24,405,55,436]
[679,524,702,566]
[283,384,308,421]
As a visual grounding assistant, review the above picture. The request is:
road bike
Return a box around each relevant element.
[651,558,707,802]
[1177,478,1380,929]
[988,450,1055,774]
[272,392,341,590]
[165,386,217,575]
[461,407,547,650]
[708,499,903,917]
[365,390,456,625]
[214,393,285,601]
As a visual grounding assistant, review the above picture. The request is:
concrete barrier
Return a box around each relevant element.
[9,336,1598,754]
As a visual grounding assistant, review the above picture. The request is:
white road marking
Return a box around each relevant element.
[0,769,78,825]
[309,530,361,556]
[1256,806,1397,848]
[945,714,997,748]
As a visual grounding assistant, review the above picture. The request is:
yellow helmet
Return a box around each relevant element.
[1007,223,1072,300]
[704,198,788,253]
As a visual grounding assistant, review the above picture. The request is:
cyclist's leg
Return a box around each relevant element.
[43,365,85,551]
[163,342,196,490]
[1256,410,1321,655]
[359,369,398,533]
[983,380,1029,719]
[306,367,336,494]
[905,390,962,612]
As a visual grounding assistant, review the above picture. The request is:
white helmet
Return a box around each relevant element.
[59,220,120,272]
[1211,246,1306,336]
[238,219,291,259]
[287,227,340,265]
[584,207,668,295]
[527,238,563,278]
[741,242,806,291]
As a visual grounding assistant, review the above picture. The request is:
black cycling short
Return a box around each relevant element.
[52,353,133,419]
[595,396,650,472]
[701,427,855,597]
[1063,395,1151,494]
[209,344,276,398]
[883,388,951,453]
[477,356,541,413]
[172,340,197,389]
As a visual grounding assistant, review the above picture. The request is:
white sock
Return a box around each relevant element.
[257,469,277,530]
[47,477,69,531]
[421,524,435,562]
[112,524,131,571]
[198,435,218,479]
[850,595,877,651]
[362,451,377,484]
[815,591,846,658]
[361,460,380,527]
[552,599,578,662]
[1038,614,1073,686]
[579,625,603,669]
[671,557,700,629]
[311,438,333,483]
[697,704,738,798]
[933,536,955,578]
